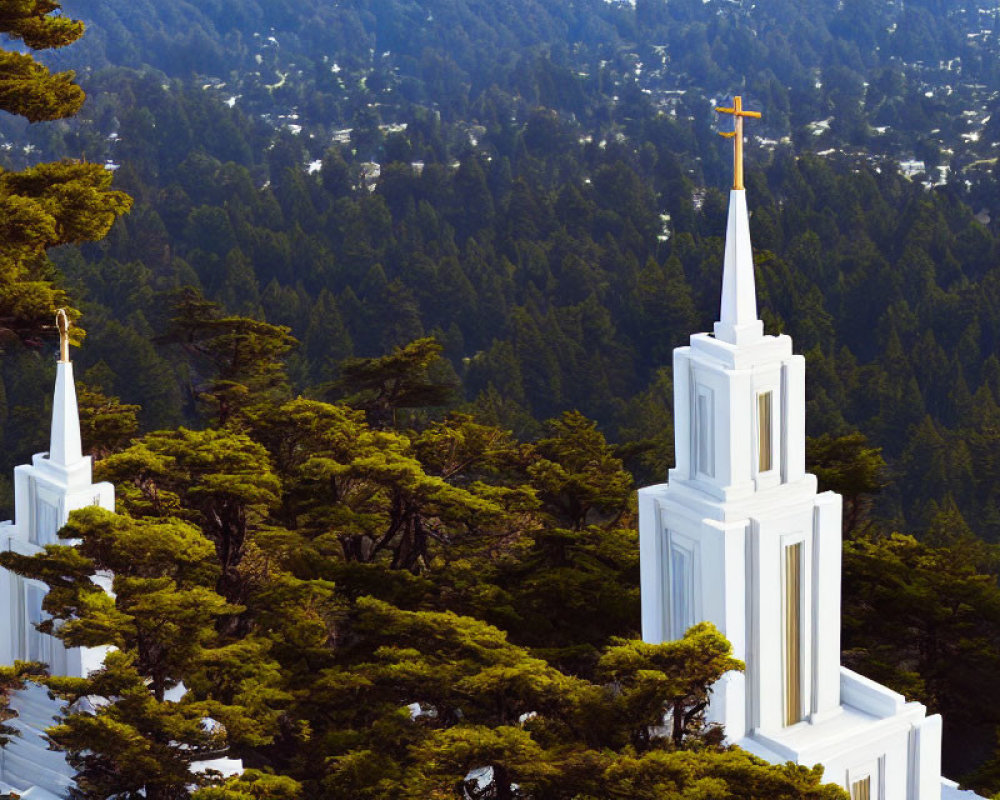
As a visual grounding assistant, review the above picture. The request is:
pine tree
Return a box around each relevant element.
[192,770,302,800]
[303,288,354,386]
[318,599,845,800]
[158,288,297,425]
[528,411,633,531]
[77,383,140,460]
[807,432,886,537]
[0,1,131,347]
[96,428,281,604]
[614,367,675,488]
[333,337,457,429]
[842,526,1000,794]
[0,507,281,800]
[598,623,743,748]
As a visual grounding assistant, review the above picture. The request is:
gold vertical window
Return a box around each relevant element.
[758,391,773,473]
[784,542,802,727]
[850,777,871,800]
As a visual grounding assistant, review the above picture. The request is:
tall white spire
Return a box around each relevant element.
[713,189,763,345]
[48,309,83,467]
[712,96,764,346]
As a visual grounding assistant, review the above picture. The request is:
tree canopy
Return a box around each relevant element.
[3,0,1000,795]
[0,0,130,348]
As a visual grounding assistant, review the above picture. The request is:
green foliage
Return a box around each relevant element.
[0,507,280,800]
[312,601,840,800]
[192,770,302,800]
[529,411,633,530]
[243,398,517,573]
[159,289,297,425]
[333,337,457,429]
[587,749,847,800]
[807,432,887,536]
[0,1,131,346]
[0,1,84,122]
[47,651,230,800]
[77,382,140,459]
[0,160,131,347]
[598,622,743,748]
[313,598,828,798]
[0,344,851,800]
[478,523,639,676]
[842,525,1000,789]
[96,427,281,602]
[5,0,1000,793]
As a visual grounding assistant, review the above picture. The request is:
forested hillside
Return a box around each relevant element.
[4,0,999,533]
[3,0,1000,795]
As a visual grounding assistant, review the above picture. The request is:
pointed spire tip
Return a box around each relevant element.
[714,189,763,346]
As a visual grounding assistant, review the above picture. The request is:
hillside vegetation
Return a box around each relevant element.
[2,0,1000,795]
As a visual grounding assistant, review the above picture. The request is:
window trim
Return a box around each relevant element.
[695,385,715,479]
[660,530,699,642]
[847,757,882,800]
[669,539,695,639]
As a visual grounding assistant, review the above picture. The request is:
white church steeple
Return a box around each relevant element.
[638,98,948,799]
[2,312,114,661]
[0,311,117,796]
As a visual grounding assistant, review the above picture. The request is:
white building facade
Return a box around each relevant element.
[637,183,972,800]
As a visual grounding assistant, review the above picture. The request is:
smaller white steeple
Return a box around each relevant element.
[48,309,83,468]
[9,310,113,549]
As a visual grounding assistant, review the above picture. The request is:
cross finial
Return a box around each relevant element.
[56,308,70,363]
[715,96,762,191]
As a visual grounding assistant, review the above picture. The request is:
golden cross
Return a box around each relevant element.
[715,96,761,190]
[56,308,70,363]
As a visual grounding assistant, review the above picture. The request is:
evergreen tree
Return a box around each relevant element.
[96,428,281,604]
[192,770,302,800]
[159,289,297,425]
[333,337,457,429]
[318,600,845,800]
[0,0,131,346]
[303,289,353,386]
[77,383,140,460]
[842,525,1000,786]
[0,508,280,800]
[807,432,887,537]
[528,411,633,531]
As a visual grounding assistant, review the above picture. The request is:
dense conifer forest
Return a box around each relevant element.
[3,0,1000,797]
